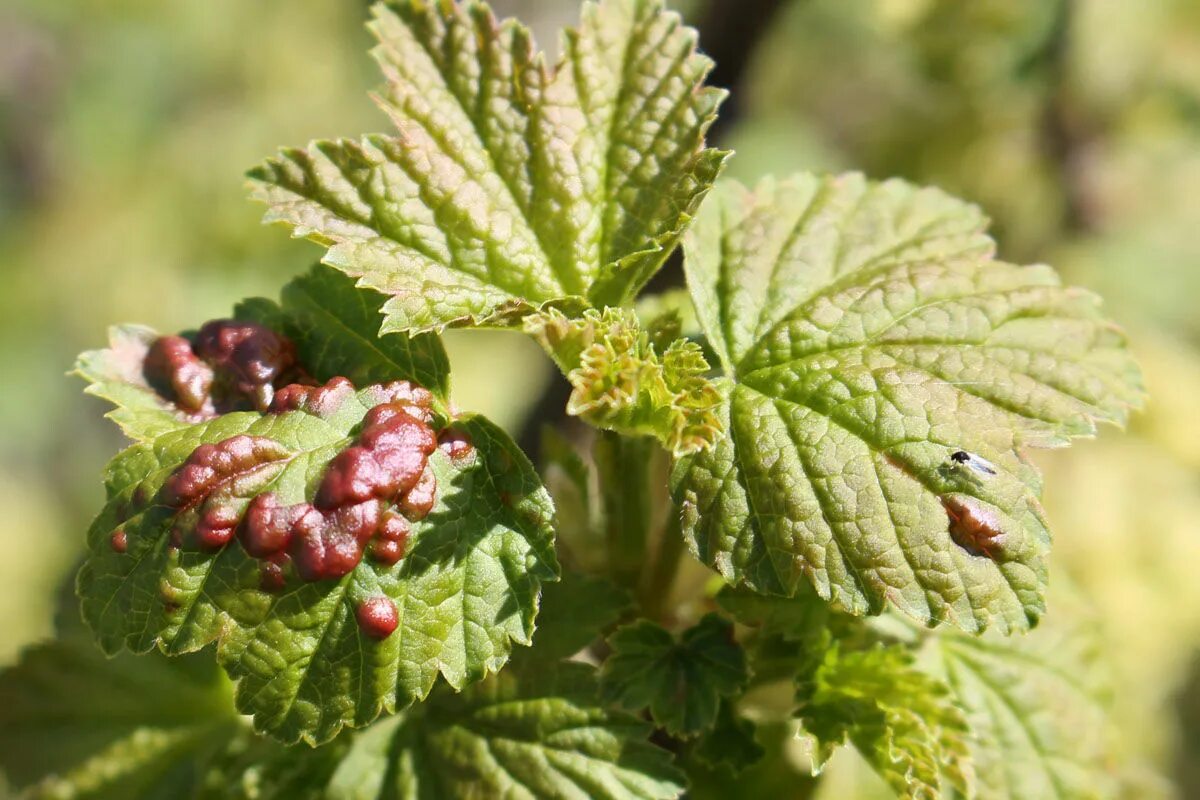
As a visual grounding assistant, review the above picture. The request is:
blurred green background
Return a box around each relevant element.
[1,0,1198,796]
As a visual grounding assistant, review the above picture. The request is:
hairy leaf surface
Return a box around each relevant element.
[78,394,557,745]
[675,174,1144,633]
[526,307,723,456]
[249,0,726,332]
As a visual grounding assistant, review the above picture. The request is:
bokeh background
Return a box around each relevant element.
[1,0,1198,796]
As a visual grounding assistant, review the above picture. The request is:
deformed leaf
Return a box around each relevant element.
[599,614,749,738]
[78,387,558,745]
[241,264,451,400]
[0,636,237,799]
[248,0,727,333]
[75,325,207,442]
[674,173,1144,633]
[325,661,685,800]
[76,266,451,443]
[525,307,723,456]
[797,644,973,800]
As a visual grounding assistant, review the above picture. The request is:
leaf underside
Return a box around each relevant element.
[674,173,1144,634]
[935,624,1115,799]
[248,0,727,333]
[799,644,973,800]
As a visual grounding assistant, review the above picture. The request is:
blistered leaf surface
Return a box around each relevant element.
[78,392,557,745]
[675,174,1144,633]
[77,265,451,442]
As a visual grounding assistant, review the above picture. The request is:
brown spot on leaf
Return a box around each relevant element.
[942,496,1007,559]
[398,466,436,521]
[109,528,127,554]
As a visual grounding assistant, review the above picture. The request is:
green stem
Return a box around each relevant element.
[637,512,685,623]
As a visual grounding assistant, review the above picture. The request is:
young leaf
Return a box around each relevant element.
[599,614,749,738]
[78,393,558,745]
[935,625,1115,798]
[76,266,451,443]
[797,644,973,800]
[689,700,765,774]
[525,308,723,456]
[248,0,727,333]
[325,661,685,800]
[0,636,237,799]
[529,570,633,662]
[675,173,1144,633]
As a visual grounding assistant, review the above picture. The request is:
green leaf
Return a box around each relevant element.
[195,730,350,800]
[76,266,452,443]
[78,393,558,745]
[682,720,818,800]
[674,173,1144,633]
[689,700,765,774]
[75,324,201,442]
[325,661,684,800]
[717,584,833,644]
[525,308,723,456]
[240,264,451,401]
[248,0,727,333]
[600,613,749,737]
[529,570,633,663]
[0,636,238,800]
[934,625,1115,799]
[797,644,973,800]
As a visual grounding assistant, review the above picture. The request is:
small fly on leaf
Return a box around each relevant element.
[949,450,997,477]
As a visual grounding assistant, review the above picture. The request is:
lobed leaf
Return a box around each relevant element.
[78,393,558,745]
[325,661,684,800]
[0,635,237,799]
[689,700,765,774]
[934,624,1116,799]
[529,570,633,663]
[797,644,973,800]
[248,0,727,333]
[526,307,723,456]
[599,614,749,738]
[674,173,1145,633]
